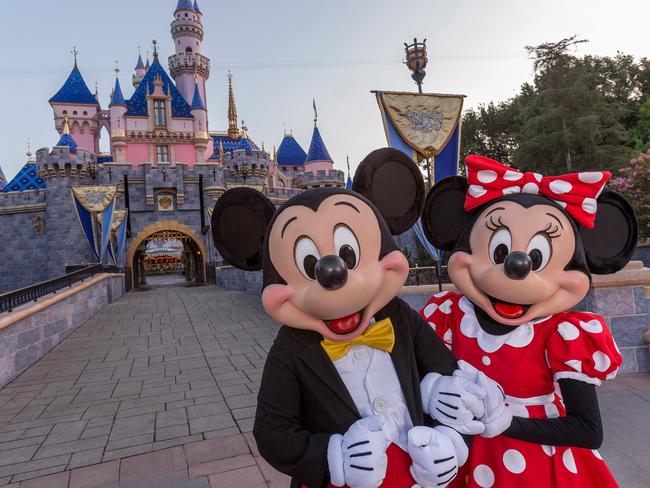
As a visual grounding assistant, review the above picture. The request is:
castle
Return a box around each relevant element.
[0,0,345,293]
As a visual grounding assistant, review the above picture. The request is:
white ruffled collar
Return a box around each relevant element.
[458,297,550,353]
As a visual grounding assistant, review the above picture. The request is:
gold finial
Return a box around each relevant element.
[62,116,71,135]
[115,60,120,78]
[227,71,239,138]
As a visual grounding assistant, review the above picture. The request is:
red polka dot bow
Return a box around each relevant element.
[464,155,611,229]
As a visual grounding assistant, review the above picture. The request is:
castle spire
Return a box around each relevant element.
[227,72,239,138]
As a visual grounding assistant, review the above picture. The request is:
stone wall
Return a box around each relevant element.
[216,266,262,295]
[633,242,650,267]
[0,273,124,387]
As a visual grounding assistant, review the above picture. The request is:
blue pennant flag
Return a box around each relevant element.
[116,214,128,259]
[99,199,116,261]
[73,197,100,259]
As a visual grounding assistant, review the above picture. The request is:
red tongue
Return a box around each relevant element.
[494,302,525,319]
[328,312,362,334]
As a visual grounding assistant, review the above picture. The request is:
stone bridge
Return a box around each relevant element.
[0,283,648,487]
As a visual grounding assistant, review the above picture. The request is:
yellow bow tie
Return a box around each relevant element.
[321,318,395,362]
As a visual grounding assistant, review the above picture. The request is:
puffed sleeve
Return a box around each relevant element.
[419,291,462,350]
[545,312,623,386]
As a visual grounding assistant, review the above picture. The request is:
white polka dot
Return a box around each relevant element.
[606,371,618,380]
[582,198,597,214]
[542,445,556,456]
[433,291,449,298]
[482,355,491,366]
[438,300,453,314]
[504,170,523,181]
[443,329,453,344]
[579,319,603,334]
[426,320,437,330]
[558,322,580,341]
[502,186,521,195]
[522,182,539,194]
[478,170,498,183]
[503,449,526,474]
[550,180,573,194]
[469,184,487,198]
[423,303,438,317]
[562,449,578,474]
[473,465,495,487]
[578,172,603,183]
[545,403,560,418]
[593,351,611,372]
[592,449,603,460]
[564,359,583,373]
[533,173,543,182]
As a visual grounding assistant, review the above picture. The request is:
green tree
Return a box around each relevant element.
[610,150,650,239]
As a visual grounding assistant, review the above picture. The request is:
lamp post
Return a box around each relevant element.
[404,38,428,93]
[86,157,99,180]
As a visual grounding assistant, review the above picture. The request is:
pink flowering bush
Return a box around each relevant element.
[610,150,650,239]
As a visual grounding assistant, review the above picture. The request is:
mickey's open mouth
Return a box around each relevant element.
[323,310,364,335]
[487,295,531,320]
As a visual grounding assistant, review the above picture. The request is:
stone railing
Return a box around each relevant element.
[0,273,124,387]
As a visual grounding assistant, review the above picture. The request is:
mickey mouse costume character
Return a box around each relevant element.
[419,155,639,487]
[211,149,507,488]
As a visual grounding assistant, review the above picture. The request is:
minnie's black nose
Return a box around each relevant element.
[504,251,532,280]
[315,255,348,290]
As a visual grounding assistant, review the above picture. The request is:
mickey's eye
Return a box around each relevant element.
[527,233,552,271]
[489,228,511,265]
[294,237,320,280]
[333,225,359,269]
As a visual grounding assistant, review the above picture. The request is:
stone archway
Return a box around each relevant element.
[127,221,207,288]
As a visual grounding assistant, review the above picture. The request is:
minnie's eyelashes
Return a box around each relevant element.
[486,215,506,231]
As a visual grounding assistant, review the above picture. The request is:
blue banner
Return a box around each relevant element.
[434,124,461,182]
[99,199,115,261]
[73,197,100,259]
[116,214,128,260]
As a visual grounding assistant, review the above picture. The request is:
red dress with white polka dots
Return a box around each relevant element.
[420,291,622,488]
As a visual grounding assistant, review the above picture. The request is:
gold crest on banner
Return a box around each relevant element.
[70,185,119,213]
[377,91,465,160]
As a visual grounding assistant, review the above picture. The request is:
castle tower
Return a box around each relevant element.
[109,69,128,163]
[305,103,334,174]
[169,0,210,106]
[132,52,146,88]
[190,78,210,163]
[49,54,101,154]
[227,73,239,138]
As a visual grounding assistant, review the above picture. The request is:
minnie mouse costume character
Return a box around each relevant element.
[211,149,506,488]
[419,155,639,487]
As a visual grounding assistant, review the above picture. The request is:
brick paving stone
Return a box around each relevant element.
[183,435,249,465]
[119,446,187,484]
[256,456,291,488]
[69,460,120,488]
[20,470,69,488]
[155,424,189,441]
[189,414,236,435]
[68,448,105,469]
[208,466,266,488]
[188,453,256,478]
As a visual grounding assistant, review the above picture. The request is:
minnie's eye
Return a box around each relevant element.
[489,228,511,265]
[527,234,552,271]
[333,225,359,269]
[294,237,320,280]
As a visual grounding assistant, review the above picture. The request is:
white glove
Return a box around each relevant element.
[454,360,512,438]
[328,415,390,488]
[407,425,468,488]
[421,372,486,435]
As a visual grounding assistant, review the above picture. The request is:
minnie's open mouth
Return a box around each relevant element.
[323,310,363,335]
[487,295,531,320]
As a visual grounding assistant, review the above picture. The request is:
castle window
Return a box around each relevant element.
[62,110,68,115]
[186,47,193,53]
[156,145,170,163]
[73,110,78,115]
[83,111,88,116]
[153,100,167,128]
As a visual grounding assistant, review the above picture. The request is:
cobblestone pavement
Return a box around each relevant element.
[0,284,648,487]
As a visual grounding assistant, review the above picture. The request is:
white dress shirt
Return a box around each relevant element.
[333,344,413,450]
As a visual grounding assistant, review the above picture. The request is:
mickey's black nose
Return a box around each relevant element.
[315,255,348,290]
[504,251,532,280]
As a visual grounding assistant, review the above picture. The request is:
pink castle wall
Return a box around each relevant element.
[175,144,197,165]
[126,144,150,165]
[305,161,334,174]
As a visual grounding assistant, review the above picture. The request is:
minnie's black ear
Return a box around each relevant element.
[352,148,425,235]
[211,187,276,271]
[422,176,471,251]
[579,191,638,275]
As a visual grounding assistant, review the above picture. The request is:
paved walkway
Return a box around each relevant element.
[0,285,648,487]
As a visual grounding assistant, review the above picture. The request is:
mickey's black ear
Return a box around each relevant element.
[352,148,424,234]
[211,187,276,271]
[579,191,638,275]
[422,176,471,251]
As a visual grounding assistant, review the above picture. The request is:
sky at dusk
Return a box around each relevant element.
[1,0,650,180]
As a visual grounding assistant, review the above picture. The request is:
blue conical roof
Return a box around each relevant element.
[276,134,307,165]
[125,57,192,118]
[56,133,78,154]
[176,0,194,12]
[110,77,126,106]
[190,81,205,110]
[193,0,202,13]
[240,136,254,155]
[145,57,150,70]
[1,164,45,193]
[49,65,98,105]
[305,127,332,162]
[135,53,145,70]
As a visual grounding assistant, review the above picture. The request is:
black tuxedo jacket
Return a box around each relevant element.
[252,297,459,488]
